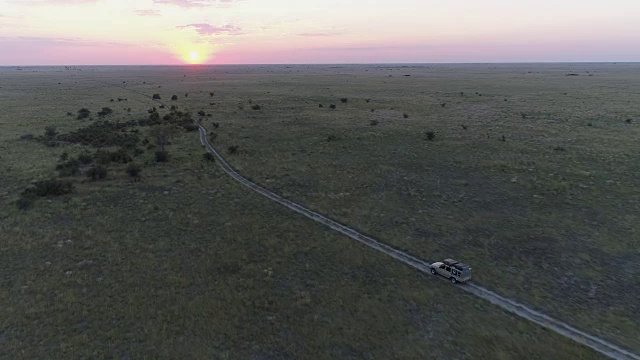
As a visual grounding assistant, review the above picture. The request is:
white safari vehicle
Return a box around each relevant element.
[430,259,472,284]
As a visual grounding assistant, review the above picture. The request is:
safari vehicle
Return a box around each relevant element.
[430,259,472,283]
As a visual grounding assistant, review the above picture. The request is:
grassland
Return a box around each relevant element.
[0,63,637,358]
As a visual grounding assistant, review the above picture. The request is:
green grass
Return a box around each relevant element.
[1,64,637,358]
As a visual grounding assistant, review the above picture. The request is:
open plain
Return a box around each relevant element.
[1,63,639,359]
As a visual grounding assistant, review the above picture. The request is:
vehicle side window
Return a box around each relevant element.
[439,264,445,269]
[445,266,450,272]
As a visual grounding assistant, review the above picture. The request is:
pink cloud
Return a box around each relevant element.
[177,23,242,36]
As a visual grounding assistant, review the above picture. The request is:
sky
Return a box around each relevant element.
[0,0,639,65]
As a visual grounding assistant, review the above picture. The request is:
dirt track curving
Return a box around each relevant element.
[196,122,640,360]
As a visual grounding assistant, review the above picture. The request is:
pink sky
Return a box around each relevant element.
[0,0,639,65]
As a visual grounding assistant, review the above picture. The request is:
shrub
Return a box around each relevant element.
[210,92,214,97]
[441,103,446,108]
[94,148,131,165]
[127,108,131,112]
[626,119,633,124]
[211,122,219,129]
[365,99,371,103]
[461,124,468,130]
[340,98,348,103]
[86,165,108,180]
[227,145,239,155]
[319,104,324,108]
[126,163,142,179]
[57,121,139,148]
[327,135,338,142]
[251,104,262,111]
[170,105,177,111]
[77,108,91,120]
[97,107,113,117]
[56,158,81,177]
[197,110,205,116]
[184,93,188,98]
[78,152,93,164]
[182,123,198,132]
[425,131,435,141]
[171,95,178,101]
[203,152,215,161]
[16,197,33,210]
[22,178,74,197]
[403,113,409,119]
[20,133,34,140]
[152,94,161,100]
[370,109,375,112]
[66,112,73,116]
[155,150,168,162]
[370,120,379,126]
[329,104,336,109]
[45,126,58,138]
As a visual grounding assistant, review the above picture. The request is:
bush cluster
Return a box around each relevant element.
[55,121,139,148]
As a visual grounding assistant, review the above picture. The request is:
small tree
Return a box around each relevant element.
[148,125,178,151]
[425,131,435,141]
[152,94,161,100]
[329,104,336,109]
[45,126,58,138]
[171,95,178,101]
[86,165,108,180]
[126,163,142,181]
[227,145,239,155]
[252,104,261,111]
[77,108,91,120]
[97,107,113,117]
[403,113,409,119]
[155,150,168,162]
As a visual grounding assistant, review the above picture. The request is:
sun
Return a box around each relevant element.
[189,51,200,63]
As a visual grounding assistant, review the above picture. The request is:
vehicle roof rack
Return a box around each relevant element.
[443,259,458,266]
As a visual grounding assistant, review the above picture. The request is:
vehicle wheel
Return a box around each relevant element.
[450,277,457,284]
[430,268,436,275]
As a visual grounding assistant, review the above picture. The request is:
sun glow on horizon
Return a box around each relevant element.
[189,51,200,63]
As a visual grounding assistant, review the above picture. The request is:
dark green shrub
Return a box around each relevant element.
[155,150,168,162]
[171,95,178,101]
[59,152,69,162]
[56,158,81,177]
[126,163,142,179]
[77,108,91,120]
[20,133,34,140]
[94,148,131,165]
[340,98,348,103]
[184,93,188,98]
[56,121,139,148]
[327,135,338,142]
[23,179,74,197]
[227,145,239,155]
[319,104,323,108]
[210,92,214,97]
[203,152,215,161]
[252,104,261,111]
[425,131,435,141]
[86,165,108,180]
[183,124,198,132]
[370,120,379,126]
[329,104,336,109]
[403,113,409,119]
[97,107,113,117]
[197,110,205,116]
[45,126,58,138]
[16,197,33,210]
[152,94,161,100]
[78,152,93,165]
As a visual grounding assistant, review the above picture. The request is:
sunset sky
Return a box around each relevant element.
[0,0,639,65]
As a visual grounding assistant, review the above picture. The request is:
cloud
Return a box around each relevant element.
[153,0,239,8]
[134,9,161,16]
[177,23,242,36]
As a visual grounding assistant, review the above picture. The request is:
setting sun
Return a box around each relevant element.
[189,51,200,63]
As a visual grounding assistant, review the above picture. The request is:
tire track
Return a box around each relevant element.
[196,122,640,360]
